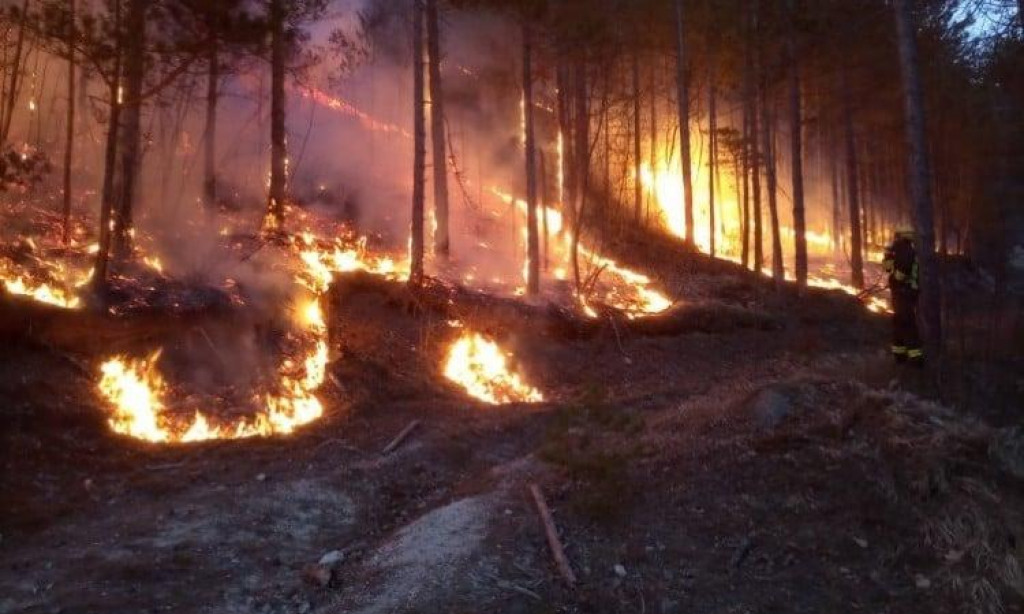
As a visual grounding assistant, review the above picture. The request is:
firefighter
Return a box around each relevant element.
[882,229,923,365]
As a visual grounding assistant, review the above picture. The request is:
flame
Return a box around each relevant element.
[0,258,88,309]
[99,352,169,442]
[443,332,543,404]
[489,186,673,317]
[298,86,410,137]
[98,294,329,443]
[295,233,408,293]
[639,155,891,313]
[91,222,418,444]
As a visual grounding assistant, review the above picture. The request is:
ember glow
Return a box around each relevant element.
[443,332,544,405]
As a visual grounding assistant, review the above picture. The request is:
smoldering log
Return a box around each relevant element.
[0,287,255,355]
[326,271,779,343]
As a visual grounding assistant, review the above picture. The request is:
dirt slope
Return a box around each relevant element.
[1,257,1021,614]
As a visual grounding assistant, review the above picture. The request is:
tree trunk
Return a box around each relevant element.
[632,49,642,224]
[203,37,219,210]
[539,149,549,270]
[893,0,942,352]
[707,60,717,258]
[61,0,76,245]
[570,60,588,291]
[787,0,807,285]
[648,58,657,227]
[830,151,842,256]
[842,67,865,289]
[410,0,426,286]
[761,82,784,282]
[673,0,694,246]
[556,61,574,224]
[266,0,288,232]
[522,22,540,296]
[1,0,30,145]
[741,104,750,269]
[94,0,123,292]
[426,0,449,258]
[746,12,763,273]
[112,0,147,260]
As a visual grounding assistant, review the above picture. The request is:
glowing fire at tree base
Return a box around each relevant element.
[443,332,544,405]
[98,298,329,444]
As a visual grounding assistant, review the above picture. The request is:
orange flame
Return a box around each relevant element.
[443,332,544,405]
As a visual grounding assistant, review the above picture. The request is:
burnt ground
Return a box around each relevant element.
[1,247,1023,614]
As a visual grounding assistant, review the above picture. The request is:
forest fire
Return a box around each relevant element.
[295,233,409,293]
[0,247,92,310]
[490,187,674,317]
[3,0,1020,611]
[97,286,329,444]
[443,331,544,405]
[640,157,892,313]
[1,265,84,309]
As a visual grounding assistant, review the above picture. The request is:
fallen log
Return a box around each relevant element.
[530,484,577,587]
[0,288,256,356]
[328,272,777,342]
[625,301,780,336]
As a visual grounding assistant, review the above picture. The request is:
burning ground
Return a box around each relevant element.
[2,234,1022,614]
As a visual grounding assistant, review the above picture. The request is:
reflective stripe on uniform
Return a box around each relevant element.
[907,348,924,359]
[892,345,908,355]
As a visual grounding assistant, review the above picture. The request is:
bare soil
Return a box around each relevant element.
[2,250,1022,614]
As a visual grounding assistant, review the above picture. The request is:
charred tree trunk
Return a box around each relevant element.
[707,59,717,258]
[893,0,942,353]
[831,150,842,256]
[570,60,589,291]
[426,0,449,258]
[761,83,784,282]
[94,0,123,292]
[673,0,695,246]
[266,0,288,232]
[203,37,219,210]
[410,0,427,285]
[648,58,658,227]
[556,60,574,224]
[741,104,750,269]
[522,22,540,296]
[632,49,642,224]
[787,0,807,285]
[61,0,76,245]
[0,0,30,145]
[112,0,147,260]
[842,67,865,289]
[746,12,763,273]
[539,149,549,271]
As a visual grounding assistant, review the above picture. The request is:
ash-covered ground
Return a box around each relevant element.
[1,243,1022,614]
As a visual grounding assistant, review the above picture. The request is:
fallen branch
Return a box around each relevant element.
[381,420,421,455]
[529,483,577,587]
[496,578,542,601]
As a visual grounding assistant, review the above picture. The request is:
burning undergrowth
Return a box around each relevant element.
[0,200,563,444]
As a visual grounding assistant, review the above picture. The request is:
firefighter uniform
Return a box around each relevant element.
[882,232,923,364]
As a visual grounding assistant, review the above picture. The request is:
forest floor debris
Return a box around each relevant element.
[1,250,1022,614]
